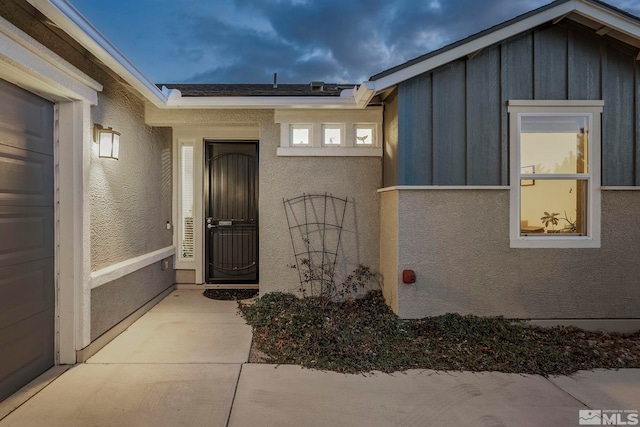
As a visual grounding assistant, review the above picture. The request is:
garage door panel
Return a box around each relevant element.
[0,143,54,207]
[0,78,54,403]
[0,79,53,156]
[0,259,54,330]
[0,309,54,402]
[0,206,54,268]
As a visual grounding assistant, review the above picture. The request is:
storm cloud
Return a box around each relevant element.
[71,0,639,84]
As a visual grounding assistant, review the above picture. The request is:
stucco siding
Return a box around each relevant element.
[379,191,399,312]
[91,82,173,270]
[91,257,174,340]
[260,122,382,294]
[390,189,640,319]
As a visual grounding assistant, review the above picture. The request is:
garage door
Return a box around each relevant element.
[0,78,55,402]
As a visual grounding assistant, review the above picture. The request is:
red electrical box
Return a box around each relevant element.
[402,269,416,284]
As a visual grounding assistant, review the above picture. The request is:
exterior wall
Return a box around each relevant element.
[88,80,174,337]
[261,123,382,294]
[2,3,175,347]
[379,191,398,312]
[147,107,381,294]
[149,108,269,285]
[91,81,173,270]
[383,89,398,187]
[176,269,196,284]
[396,20,640,186]
[383,188,640,320]
[91,258,174,339]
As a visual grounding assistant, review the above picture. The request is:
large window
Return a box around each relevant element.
[508,101,603,248]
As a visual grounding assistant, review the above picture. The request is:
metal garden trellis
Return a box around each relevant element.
[283,193,348,298]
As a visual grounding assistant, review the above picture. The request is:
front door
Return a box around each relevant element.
[205,142,258,283]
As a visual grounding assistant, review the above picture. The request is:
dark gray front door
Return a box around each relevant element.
[205,142,258,284]
[0,78,55,402]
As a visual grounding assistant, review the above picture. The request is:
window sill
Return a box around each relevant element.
[277,146,382,157]
[510,236,600,249]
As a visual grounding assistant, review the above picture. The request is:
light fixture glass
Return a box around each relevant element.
[95,124,120,159]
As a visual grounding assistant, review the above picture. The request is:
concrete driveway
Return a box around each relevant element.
[1,290,638,427]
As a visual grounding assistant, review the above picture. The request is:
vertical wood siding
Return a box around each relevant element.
[500,34,533,185]
[397,21,640,186]
[467,47,501,185]
[398,74,432,185]
[433,61,466,184]
[603,45,635,185]
[636,63,640,186]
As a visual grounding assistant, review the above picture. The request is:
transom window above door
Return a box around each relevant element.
[275,108,382,157]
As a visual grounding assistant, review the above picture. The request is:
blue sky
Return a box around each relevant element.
[69,0,640,84]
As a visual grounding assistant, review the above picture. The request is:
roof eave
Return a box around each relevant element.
[369,0,640,93]
[161,95,361,109]
[27,0,168,107]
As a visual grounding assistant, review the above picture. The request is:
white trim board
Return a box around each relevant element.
[0,15,101,103]
[0,17,100,363]
[26,0,166,107]
[277,147,382,157]
[377,186,509,193]
[370,0,640,93]
[90,246,176,289]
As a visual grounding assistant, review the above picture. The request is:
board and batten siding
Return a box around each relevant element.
[393,21,640,187]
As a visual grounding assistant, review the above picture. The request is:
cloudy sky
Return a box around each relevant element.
[68,0,640,84]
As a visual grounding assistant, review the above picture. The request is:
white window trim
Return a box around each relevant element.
[322,124,345,146]
[508,100,603,248]
[275,108,383,157]
[177,140,195,263]
[354,124,376,146]
[290,124,313,146]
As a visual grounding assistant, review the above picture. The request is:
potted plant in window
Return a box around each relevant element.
[540,211,577,233]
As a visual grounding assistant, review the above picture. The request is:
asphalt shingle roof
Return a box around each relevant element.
[156,83,356,97]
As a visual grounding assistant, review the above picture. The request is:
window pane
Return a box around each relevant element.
[323,127,341,145]
[356,127,373,145]
[520,115,588,174]
[292,128,310,145]
[520,179,587,235]
[181,145,194,259]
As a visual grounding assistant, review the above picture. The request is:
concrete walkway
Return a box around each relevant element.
[0,290,639,426]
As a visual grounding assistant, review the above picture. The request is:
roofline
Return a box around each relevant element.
[26,0,377,110]
[368,0,640,92]
[27,0,169,107]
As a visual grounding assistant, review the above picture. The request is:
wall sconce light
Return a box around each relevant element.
[94,124,120,160]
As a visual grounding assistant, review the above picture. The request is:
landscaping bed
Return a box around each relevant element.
[238,290,640,376]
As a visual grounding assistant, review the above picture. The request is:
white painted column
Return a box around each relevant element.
[57,100,92,363]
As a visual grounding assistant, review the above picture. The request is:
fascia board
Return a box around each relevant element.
[28,0,167,107]
[573,1,640,39]
[163,96,360,109]
[0,15,100,103]
[370,1,580,92]
[355,82,376,108]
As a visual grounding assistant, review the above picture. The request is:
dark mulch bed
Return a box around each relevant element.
[203,288,258,301]
[238,290,640,376]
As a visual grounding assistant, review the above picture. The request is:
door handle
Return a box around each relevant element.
[206,217,214,230]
